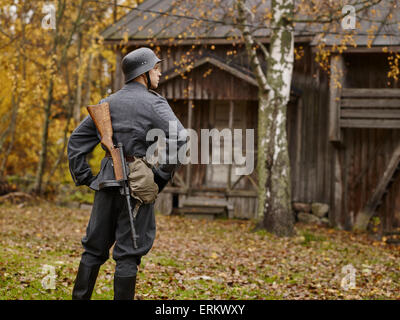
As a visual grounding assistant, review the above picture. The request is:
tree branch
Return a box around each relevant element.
[236,0,270,91]
[255,39,270,61]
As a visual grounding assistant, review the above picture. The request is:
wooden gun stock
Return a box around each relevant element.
[87,102,124,181]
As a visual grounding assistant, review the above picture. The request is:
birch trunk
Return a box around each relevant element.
[261,0,295,236]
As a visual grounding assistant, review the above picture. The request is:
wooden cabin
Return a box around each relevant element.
[101,0,400,234]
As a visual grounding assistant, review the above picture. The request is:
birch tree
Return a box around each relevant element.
[236,0,295,236]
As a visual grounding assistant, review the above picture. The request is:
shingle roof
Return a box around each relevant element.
[101,0,313,41]
[101,0,400,46]
[310,1,400,46]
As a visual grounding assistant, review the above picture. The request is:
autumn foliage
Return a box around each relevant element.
[0,0,141,196]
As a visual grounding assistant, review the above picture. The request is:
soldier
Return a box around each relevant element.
[67,47,187,300]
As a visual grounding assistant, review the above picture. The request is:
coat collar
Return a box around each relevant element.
[123,81,148,91]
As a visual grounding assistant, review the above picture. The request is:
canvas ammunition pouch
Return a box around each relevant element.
[127,156,159,204]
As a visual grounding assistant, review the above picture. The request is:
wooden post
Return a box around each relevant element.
[227,100,234,190]
[114,50,123,92]
[329,54,345,143]
[331,149,344,228]
[329,54,346,228]
[186,98,193,192]
[293,97,303,201]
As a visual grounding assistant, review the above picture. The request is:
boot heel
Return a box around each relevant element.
[113,275,136,300]
[72,262,100,300]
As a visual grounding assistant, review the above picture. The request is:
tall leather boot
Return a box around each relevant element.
[72,262,100,300]
[113,275,136,300]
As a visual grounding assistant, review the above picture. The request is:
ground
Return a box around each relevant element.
[0,201,399,300]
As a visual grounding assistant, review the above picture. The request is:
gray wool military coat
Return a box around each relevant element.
[67,81,187,260]
[67,81,187,192]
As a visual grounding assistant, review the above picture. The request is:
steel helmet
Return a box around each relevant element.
[121,47,162,84]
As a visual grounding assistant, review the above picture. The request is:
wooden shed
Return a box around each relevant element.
[101,0,400,234]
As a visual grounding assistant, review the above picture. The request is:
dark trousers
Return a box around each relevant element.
[79,187,156,277]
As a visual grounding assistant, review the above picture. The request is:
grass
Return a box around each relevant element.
[299,230,326,246]
[0,202,399,300]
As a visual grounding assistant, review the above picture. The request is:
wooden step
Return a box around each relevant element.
[174,207,226,214]
[174,196,233,220]
[180,196,230,208]
[172,207,227,220]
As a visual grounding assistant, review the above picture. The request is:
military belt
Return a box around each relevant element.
[104,151,137,162]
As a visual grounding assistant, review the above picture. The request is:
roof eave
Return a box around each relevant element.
[159,56,258,87]
[102,35,315,46]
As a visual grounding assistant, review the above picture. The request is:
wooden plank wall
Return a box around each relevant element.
[345,53,400,89]
[339,128,400,231]
[340,88,400,129]
[288,79,332,204]
[335,53,400,231]
[289,45,333,205]
[166,99,259,191]
[159,63,259,101]
[155,44,252,76]
[230,196,258,219]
